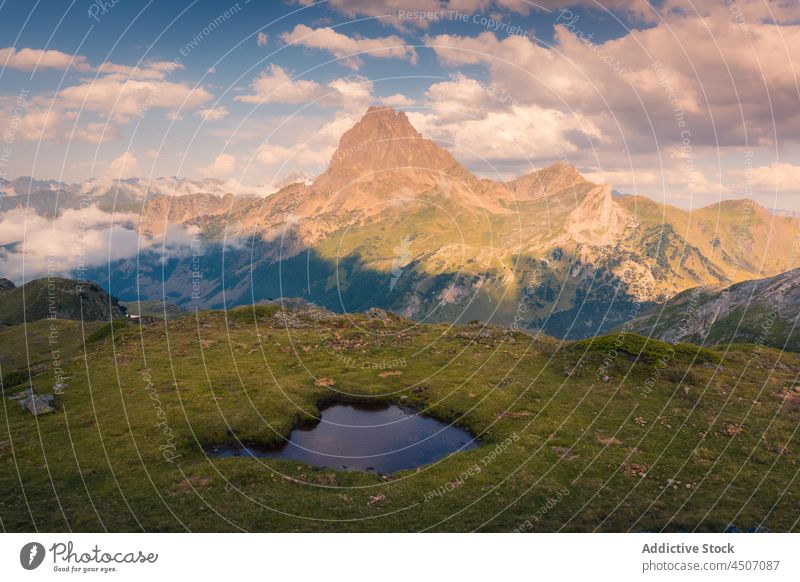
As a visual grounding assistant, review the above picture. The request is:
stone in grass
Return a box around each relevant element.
[18,394,56,415]
[365,307,392,324]
[8,387,34,400]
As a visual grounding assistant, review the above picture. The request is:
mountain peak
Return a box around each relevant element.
[507,160,592,201]
[313,106,468,195]
[337,106,421,151]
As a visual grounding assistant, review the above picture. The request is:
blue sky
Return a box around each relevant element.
[1,0,800,209]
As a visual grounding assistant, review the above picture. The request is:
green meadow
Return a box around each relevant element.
[1,305,797,532]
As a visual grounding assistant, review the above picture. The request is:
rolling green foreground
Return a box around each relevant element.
[1,305,798,532]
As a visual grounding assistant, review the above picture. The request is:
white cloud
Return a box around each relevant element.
[425,8,800,150]
[195,106,230,121]
[92,60,182,81]
[202,153,237,178]
[294,0,656,28]
[257,32,268,47]
[235,64,325,105]
[405,74,600,169]
[254,113,357,172]
[235,64,374,112]
[281,24,417,69]
[57,77,212,124]
[106,152,140,178]
[380,94,415,107]
[0,57,212,143]
[0,205,206,282]
[733,162,800,194]
[0,206,140,281]
[0,47,92,72]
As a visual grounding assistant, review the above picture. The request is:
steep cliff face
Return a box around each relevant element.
[565,184,629,246]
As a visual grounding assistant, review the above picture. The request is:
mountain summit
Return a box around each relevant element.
[312,106,472,200]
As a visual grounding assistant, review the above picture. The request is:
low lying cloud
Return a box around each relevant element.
[0,205,201,283]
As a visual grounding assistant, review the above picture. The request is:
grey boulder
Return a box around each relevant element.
[18,393,56,415]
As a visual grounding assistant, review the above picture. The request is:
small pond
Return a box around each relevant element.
[206,402,479,473]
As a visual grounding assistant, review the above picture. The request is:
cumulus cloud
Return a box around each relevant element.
[202,153,237,178]
[405,74,600,172]
[57,77,212,124]
[0,47,92,72]
[92,60,183,81]
[254,113,357,173]
[293,0,656,28]
[235,64,326,105]
[0,56,213,143]
[425,6,800,150]
[379,94,415,107]
[195,106,230,121]
[235,64,374,111]
[281,24,417,69]
[257,31,269,47]
[733,162,800,194]
[106,152,140,178]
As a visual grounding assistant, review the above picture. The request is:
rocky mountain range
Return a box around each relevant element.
[6,106,800,338]
[0,175,272,218]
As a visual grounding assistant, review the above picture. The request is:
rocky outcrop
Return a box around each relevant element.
[564,184,629,246]
[18,393,55,415]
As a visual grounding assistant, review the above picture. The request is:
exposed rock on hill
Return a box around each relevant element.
[626,268,800,351]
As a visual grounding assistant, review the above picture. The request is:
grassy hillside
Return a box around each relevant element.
[0,319,105,390]
[121,300,188,319]
[0,305,797,532]
[0,277,125,326]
